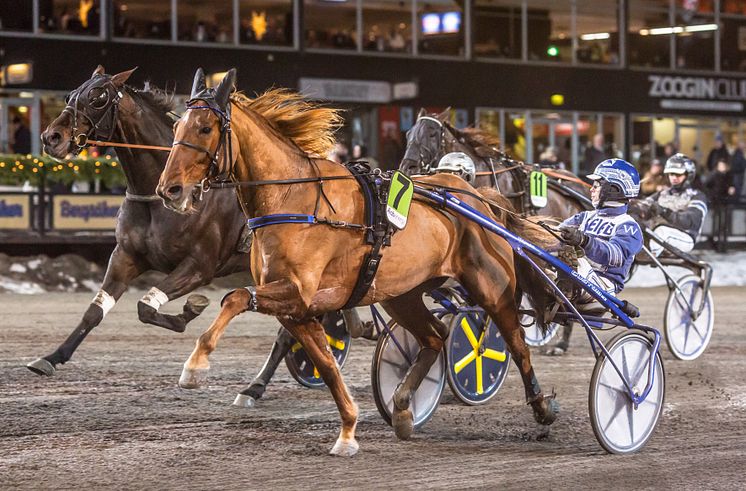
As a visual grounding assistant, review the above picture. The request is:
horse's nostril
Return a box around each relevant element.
[167,185,183,200]
[44,131,62,146]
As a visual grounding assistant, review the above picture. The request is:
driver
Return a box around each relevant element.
[434,151,476,183]
[546,159,643,356]
[641,153,708,255]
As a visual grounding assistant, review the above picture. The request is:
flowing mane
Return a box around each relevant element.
[455,127,503,157]
[232,89,344,157]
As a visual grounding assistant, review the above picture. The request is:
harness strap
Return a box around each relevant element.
[125,192,161,202]
[248,214,316,230]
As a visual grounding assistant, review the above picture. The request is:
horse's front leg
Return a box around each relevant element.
[137,256,215,333]
[27,245,143,376]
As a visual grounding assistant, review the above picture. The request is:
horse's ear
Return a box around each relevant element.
[91,65,105,78]
[417,108,426,119]
[191,67,206,98]
[111,67,138,87]
[438,107,452,122]
[215,68,237,111]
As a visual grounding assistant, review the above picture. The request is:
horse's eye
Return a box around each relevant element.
[200,126,212,135]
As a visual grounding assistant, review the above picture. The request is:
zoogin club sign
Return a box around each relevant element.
[647,74,746,112]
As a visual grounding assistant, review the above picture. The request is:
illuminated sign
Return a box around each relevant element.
[52,195,124,230]
[648,74,746,112]
[422,12,462,35]
[0,194,31,229]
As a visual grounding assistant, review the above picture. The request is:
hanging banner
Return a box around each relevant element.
[52,194,124,230]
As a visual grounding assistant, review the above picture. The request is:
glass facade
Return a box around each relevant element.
[112,0,171,40]
[0,1,740,72]
[178,0,234,43]
[39,0,101,36]
[240,0,294,46]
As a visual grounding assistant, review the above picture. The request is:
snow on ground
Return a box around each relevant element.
[627,250,746,287]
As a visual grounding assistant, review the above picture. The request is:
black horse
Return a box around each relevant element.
[399,110,594,354]
[31,66,370,405]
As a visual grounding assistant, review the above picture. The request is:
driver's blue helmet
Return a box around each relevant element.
[586,158,640,198]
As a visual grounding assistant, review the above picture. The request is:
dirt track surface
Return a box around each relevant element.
[1,287,745,489]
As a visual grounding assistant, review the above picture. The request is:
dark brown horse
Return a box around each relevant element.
[400,110,594,354]
[29,66,248,376]
[157,68,559,456]
[400,109,591,218]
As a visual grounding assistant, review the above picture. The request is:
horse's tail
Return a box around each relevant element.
[476,187,559,332]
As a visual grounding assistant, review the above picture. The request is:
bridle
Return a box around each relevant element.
[406,116,446,173]
[62,75,124,152]
[172,96,235,196]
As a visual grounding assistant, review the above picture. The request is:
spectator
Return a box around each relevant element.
[379,127,403,171]
[11,116,31,154]
[731,139,746,198]
[583,133,606,171]
[328,142,349,164]
[640,159,667,196]
[706,134,730,172]
[704,158,736,204]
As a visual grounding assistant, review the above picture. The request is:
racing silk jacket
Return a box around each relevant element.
[561,205,643,291]
[644,185,708,240]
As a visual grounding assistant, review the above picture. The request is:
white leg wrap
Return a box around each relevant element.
[92,290,116,316]
[140,287,169,311]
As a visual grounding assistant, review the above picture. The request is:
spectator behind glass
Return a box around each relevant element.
[583,133,607,171]
[641,159,667,196]
[11,116,31,154]
[730,139,746,198]
[704,158,736,204]
[706,134,730,172]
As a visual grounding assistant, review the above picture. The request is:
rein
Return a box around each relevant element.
[74,135,172,152]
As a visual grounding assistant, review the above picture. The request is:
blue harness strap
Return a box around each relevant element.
[248,214,316,230]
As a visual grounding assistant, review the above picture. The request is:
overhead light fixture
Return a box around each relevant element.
[2,63,33,85]
[639,24,717,36]
[580,32,610,41]
[550,94,565,106]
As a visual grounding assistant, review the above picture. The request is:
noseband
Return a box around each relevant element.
[62,76,123,151]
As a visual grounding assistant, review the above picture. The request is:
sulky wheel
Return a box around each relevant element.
[664,274,714,361]
[446,312,511,405]
[371,320,446,430]
[589,331,665,455]
[519,294,560,347]
[284,310,351,388]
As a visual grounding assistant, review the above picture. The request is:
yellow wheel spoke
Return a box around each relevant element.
[460,318,480,350]
[483,348,507,362]
[454,350,477,374]
[326,334,346,351]
[313,367,320,379]
[290,342,302,353]
[476,356,484,394]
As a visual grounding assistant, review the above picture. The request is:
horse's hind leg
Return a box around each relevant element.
[137,258,215,333]
[459,260,559,427]
[27,246,143,376]
[233,327,295,407]
[381,290,449,440]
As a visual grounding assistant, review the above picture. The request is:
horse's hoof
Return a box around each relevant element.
[232,393,256,408]
[392,408,414,440]
[330,438,359,457]
[27,358,55,377]
[531,397,560,426]
[179,367,208,389]
[185,294,210,315]
[543,346,567,357]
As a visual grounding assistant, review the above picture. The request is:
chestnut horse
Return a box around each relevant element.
[157,68,559,457]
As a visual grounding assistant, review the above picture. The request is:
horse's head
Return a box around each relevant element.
[158,67,236,214]
[399,108,451,176]
[41,65,136,159]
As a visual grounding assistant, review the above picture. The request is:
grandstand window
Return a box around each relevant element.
[474,0,523,60]
[239,0,294,47]
[112,0,172,40]
[363,0,413,54]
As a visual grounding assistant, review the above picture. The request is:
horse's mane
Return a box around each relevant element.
[231,89,343,157]
[133,82,176,114]
[454,127,503,158]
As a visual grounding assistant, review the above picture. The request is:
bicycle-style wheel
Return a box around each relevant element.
[589,331,665,455]
[285,310,351,388]
[664,274,714,361]
[371,321,446,429]
[446,312,511,405]
[520,294,560,347]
